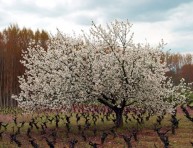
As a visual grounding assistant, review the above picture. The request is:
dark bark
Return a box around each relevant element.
[97,102,124,127]
[114,108,124,127]
[97,94,126,127]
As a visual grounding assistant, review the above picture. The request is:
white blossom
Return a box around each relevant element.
[12,20,191,114]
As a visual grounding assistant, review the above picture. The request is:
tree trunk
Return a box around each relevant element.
[114,108,124,127]
[97,96,125,128]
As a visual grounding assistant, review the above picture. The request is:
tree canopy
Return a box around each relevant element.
[12,20,192,127]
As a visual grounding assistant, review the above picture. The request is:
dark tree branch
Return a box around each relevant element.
[120,99,126,108]
[97,98,115,109]
[125,100,137,107]
[121,60,129,84]
[101,93,110,101]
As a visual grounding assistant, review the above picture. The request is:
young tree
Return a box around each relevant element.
[13,20,190,127]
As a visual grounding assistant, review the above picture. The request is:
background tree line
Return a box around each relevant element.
[0,24,49,107]
[0,24,192,107]
[164,52,193,84]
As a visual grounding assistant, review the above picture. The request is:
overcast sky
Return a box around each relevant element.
[0,0,193,53]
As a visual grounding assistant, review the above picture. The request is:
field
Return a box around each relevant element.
[0,105,192,148]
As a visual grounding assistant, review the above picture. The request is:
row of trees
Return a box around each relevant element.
[0,23,192,108]
[0,24,49,107]
[164,53,193,84]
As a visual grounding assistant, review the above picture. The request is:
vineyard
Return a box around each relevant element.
[0,105,192,148]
